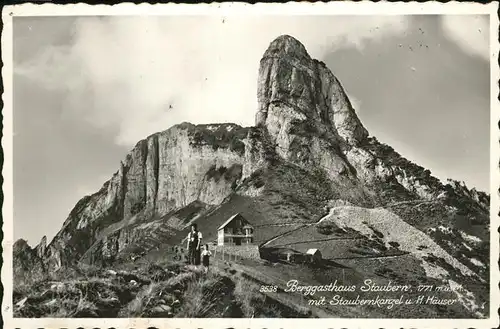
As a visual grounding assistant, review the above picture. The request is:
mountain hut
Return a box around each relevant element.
[306,248,322,263]
[217,213,254,246]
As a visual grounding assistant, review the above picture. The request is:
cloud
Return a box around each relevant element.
[15,15,409,146]
[441,15,489,60]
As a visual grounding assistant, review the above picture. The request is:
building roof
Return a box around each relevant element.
[285,250,302,255]
[217,213,247,230]
[277,248,302,255]
[306,248,320,255]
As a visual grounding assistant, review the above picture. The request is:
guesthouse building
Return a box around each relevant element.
[217,213,254,246]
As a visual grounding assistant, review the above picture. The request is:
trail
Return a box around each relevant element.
[212,258,338,318]
[212,257,376,318]
[386,199,435,207]
[332,252,410,260]
[260,224,310,247]
[271,236,360,248]
[254,222,311,227]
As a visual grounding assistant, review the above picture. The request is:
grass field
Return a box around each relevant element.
[219,251,476,318]
[13,258,312,318]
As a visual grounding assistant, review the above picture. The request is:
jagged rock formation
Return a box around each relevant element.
[13,239,46,283]
[256,36,368,184]
[256,35,367,145]
[14,35,489,316]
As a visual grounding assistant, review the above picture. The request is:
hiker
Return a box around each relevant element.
[186,223,202,265]
[201,244,212,273]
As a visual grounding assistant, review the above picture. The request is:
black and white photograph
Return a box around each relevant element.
[2,2,499,328]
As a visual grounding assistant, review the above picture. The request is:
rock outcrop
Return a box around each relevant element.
[255,35,370,183]
[35,236,47,259]
[14,35,489,285]
[256,35,367,145]
[13,239,45,285]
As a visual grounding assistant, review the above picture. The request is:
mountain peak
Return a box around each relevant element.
[262,34,311,61]
[256,35,368,151]
[13,238,30,252]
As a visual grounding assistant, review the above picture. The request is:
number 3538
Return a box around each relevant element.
[260,285,278,292]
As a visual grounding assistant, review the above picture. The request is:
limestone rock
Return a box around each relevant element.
[254,35,371,182]
[256,34,368,146]
[15,297,28,308]
[35,236,47,259]
[13,239,46,284]
[150,304,173,316]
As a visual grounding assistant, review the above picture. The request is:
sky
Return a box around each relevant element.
[12,14,490,245]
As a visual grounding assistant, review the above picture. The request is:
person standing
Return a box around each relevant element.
[201,244,212,273]
[186,223,202,265]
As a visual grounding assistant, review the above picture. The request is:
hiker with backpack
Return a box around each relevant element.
[186,223,202,265]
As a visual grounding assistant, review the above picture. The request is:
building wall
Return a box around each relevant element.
[214,245,260,260]
[218,214,254,246]
[225,217,244,234]
[242,237,254,244]
[219,235,253,246]
[217,230,224,246]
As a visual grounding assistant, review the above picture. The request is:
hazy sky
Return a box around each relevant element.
[12,15,490,245]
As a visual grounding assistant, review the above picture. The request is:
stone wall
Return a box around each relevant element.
[213,245,260,260]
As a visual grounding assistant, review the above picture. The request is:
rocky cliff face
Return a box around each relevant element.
[256,35,368,145]
[35,122,272,272]
[256,36,367,181]
[13,239,46,283]
[14,35,489,282]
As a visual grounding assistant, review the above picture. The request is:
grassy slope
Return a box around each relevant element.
[387,200,489,280]
[220,252,471,318]
[259,199,489,319]
[318,205,488,318]
[13,258,312,318]
[263,224,388,259]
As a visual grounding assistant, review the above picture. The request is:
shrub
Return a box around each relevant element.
[389,241,400,249]
[187,124,248,156]
[316,223,336,235]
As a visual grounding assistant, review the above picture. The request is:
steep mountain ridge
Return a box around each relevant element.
[15,36,489,315]
[35,122,273,270]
